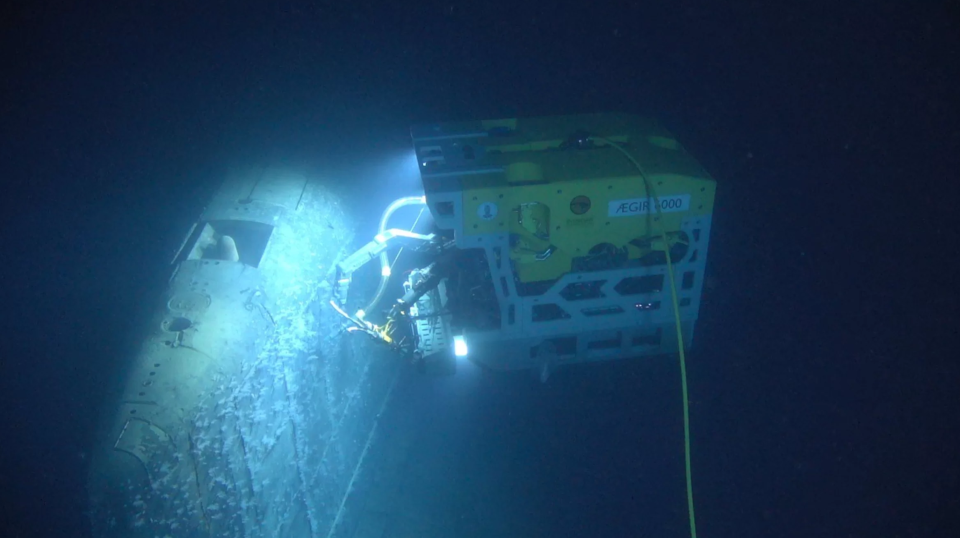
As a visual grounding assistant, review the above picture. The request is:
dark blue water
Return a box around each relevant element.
[2,1,958,537]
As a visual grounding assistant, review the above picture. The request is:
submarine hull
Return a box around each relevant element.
[88,166,399,538]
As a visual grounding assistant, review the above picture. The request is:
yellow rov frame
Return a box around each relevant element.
[409,113,716,377]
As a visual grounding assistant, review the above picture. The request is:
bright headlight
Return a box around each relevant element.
[453,335,468,357]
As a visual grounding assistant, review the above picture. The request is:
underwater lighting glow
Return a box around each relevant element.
[453,335,468,357]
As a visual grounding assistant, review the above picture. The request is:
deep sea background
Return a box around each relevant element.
[2,1,958,537]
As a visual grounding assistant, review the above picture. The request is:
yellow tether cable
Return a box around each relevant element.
[592,136,698,538]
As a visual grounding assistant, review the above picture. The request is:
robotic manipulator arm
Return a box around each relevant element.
[331,229,453,355]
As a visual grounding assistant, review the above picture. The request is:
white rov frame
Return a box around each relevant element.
[431,213,714,376]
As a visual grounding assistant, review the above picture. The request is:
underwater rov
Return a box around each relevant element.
[335,113,716,383]
[88,113,715,538]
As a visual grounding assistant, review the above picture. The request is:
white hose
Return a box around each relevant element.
[363,196,427,315]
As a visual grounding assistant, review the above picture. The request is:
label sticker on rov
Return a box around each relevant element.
[608,194,691,217]
[477,202,498,220]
